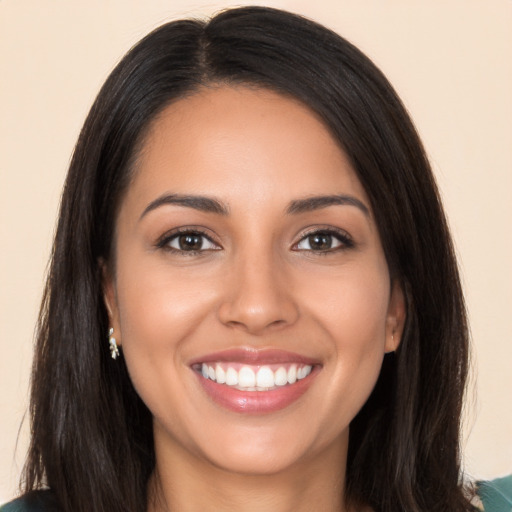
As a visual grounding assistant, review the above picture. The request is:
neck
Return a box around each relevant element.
[147,432,349,512]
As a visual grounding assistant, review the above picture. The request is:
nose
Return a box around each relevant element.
[217,252,299,335]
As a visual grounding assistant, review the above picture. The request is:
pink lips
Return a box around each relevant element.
[191,348,318,366]
[191,348,320,414]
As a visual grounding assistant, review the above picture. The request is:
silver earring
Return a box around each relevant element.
[385,332,396,354]
[108,327,120,360]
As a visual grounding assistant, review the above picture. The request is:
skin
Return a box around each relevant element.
[104,85,405,512]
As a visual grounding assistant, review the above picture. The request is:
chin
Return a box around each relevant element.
[201,438,311,476]
[184,415,347,477]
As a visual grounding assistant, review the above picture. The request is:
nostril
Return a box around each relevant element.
[220,309,296,335]
[216,273,300,333]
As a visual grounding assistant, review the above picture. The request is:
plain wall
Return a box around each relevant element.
[1,0,511,502]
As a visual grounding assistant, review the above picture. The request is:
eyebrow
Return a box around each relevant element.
[139,194,229,220]
[139,192,369,220]
[286,195,370,216]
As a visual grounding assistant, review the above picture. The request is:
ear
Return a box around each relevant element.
[100,259,122,345]
[384,279,406,353]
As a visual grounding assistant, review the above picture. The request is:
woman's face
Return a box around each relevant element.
[105,86,405,476]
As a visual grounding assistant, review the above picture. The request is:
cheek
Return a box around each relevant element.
[298,261,390,420]
[112,256,220,430]
[113,253,221,387]
[303,260,390,348]
[329,272,390,381]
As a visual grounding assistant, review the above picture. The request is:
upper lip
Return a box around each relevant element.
[189,347,321,366]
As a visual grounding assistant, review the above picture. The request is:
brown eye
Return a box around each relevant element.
[295,229,352,252]
[178,233,203,251]
[307,233,334,250]
[164,231,219,252]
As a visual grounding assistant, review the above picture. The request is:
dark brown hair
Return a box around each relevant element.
[23,6,471,511]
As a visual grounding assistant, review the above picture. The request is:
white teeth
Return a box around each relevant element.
[287,365,297,384]
[274,367,288,386]
[302,365,312,379]
[238,366,256,387]
[297,365,312,379]
[215,365,226,384]
[256,366,275,388]
[200,362,314,390]
[225,367,239,386]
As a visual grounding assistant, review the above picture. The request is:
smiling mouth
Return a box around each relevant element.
[195,362,314,391]
[190,349,320,413]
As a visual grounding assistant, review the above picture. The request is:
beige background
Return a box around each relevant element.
[1,0,511,503]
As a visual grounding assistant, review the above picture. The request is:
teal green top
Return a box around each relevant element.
[2,475,512,511]
[0,490,56,512]
[475,475,512,511]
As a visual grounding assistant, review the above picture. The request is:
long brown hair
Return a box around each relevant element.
[23,6,471,511]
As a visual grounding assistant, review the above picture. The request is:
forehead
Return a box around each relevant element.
[128,85,369,212]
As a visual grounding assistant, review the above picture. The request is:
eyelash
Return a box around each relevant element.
[292,227,354,254]
[155,226,354,255]
[156,228,221,255]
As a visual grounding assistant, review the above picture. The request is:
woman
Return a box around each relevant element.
[2,6,509,512]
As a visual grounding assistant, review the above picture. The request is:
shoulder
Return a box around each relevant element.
[0,491,60,512]
[474,475,512,512]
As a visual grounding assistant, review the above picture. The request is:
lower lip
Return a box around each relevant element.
[195,368,319,414]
